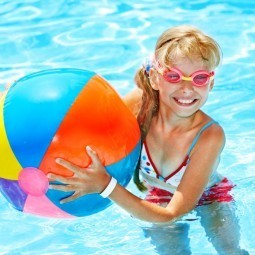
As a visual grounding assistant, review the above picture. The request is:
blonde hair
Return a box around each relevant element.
[155,25,221,70]
[133,25,222,190]
[135,25,222,140]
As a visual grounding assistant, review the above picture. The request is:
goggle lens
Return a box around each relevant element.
[164,71,181,83]
[193,73,210,86]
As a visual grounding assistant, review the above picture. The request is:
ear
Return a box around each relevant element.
[149,68,159,90]
[209,79,214,91]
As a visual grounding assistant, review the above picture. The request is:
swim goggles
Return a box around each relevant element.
[155,62,214,87]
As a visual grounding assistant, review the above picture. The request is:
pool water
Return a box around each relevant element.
[0,0,255,254]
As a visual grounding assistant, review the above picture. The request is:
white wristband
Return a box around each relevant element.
[100,177,117,198]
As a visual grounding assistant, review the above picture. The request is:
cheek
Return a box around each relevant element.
[157,79,173,92]
[198,88,210,104]
[158,86,173,103]
[203,86,211,95]
[195,84,211,94]
[157,86,171,100]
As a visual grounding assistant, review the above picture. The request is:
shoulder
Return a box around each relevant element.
[192,121,225,157]
[122,88,143,117]
[203,122,225,144]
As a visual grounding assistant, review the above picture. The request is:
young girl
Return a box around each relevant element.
[48,25,247,254]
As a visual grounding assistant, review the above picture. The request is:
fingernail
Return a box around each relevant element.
[86,145,92,151]
[56,158,61,163]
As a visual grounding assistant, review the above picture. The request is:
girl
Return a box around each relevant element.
[49,25,247,254]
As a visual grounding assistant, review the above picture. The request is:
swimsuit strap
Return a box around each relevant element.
[187,120,219,156]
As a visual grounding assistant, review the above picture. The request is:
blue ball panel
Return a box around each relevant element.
[4,69,95,168]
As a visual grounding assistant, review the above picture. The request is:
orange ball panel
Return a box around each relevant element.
[39,75,140,176]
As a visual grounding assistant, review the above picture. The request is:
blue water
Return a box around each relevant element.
[0,0,255,254]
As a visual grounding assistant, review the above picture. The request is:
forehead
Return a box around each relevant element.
[166,57,210,72]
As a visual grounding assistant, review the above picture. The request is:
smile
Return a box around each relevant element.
[173,97,198,106]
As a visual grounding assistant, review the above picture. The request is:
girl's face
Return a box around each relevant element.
[150,57,214,119]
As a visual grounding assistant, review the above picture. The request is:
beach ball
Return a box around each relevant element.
[0,68,141,218]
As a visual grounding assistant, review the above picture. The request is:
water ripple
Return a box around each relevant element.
[0,0,255,254]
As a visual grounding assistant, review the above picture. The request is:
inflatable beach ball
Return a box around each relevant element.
[0,68,141,218]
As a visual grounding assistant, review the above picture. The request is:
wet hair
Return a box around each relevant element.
[133,25,222,191]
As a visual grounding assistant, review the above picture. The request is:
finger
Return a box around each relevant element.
[60,192,83,204]
[56,158,84,175]
[48,173,82,185]
[48,173,83,185]
[47,173,72,184]
[49,183,76,192]
[86,146,102,167]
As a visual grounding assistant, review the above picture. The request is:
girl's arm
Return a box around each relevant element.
[48,125,225,223]
[165,124,225,215]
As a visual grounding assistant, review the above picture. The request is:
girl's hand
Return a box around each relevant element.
[48,146,111,203]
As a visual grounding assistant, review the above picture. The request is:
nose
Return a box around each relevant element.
[180,81,194,95]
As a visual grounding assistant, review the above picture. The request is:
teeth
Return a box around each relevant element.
[177,98,194,104]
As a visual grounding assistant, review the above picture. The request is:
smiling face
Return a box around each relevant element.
[150,57,214,119]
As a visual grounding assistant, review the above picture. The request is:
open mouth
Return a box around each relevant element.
[173,97,198,106]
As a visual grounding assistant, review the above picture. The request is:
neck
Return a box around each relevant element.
[154,107,199,133]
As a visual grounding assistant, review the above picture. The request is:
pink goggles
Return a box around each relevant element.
[155,63,214,87]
